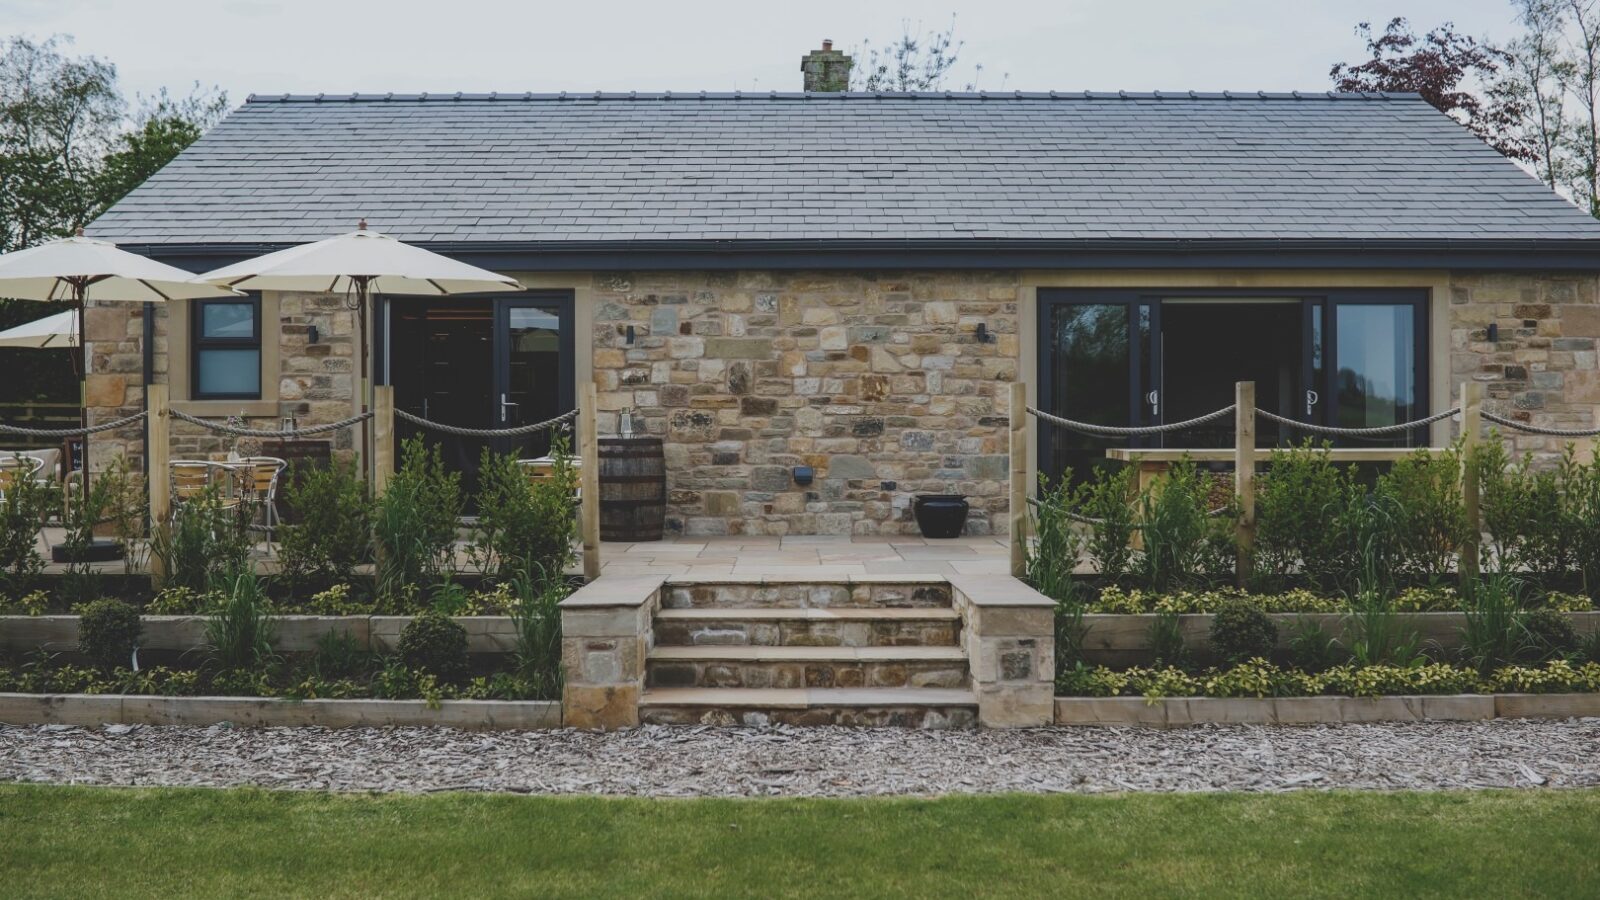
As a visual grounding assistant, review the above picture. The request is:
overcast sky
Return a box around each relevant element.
[3,0,1528,109]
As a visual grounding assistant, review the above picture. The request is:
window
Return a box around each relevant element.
[191,297,261,399]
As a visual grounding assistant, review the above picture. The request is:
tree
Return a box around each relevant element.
[0,36,226,403]
[96,84,228,211]
[1508,1,1600,217]
[1330,18,1536,162]
[849,16,1000,92]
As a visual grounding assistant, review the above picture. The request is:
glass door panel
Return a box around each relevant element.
[1039,298,1152,485]
[1330,302,1422,446]
[494,298,574,460]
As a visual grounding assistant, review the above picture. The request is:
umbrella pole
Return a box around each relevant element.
[358,279,371,485]
[76,287,89,500]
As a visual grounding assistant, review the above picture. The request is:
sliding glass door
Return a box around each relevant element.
[1038,288,1428,483]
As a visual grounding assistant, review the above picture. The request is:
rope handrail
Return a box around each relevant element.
[1026,404,1236,437]
[1482,410,1600,437]
[0,410,146,438]
[170,409,372,438]
[1255,406,1459,437]
[395,407,577,438]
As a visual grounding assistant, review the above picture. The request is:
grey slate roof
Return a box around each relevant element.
[87,91,1600,246]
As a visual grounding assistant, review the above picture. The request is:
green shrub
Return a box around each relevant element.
[152,482,253,593]
[310,630,367,680]
[1208,600,1278,664]
[1027,473,1083,603]
[1459,575,1531,674]
[1377,448,1468,580]
[305,583,374,616]
[0,456,53,597]
[472,434,579,580]
[1344,596,1422,668]
[3,589,48,615]
[507,566,567,698]
[1056,659,1600,699]
[1253,442,1348,591]
[78,598,141,670]
[1073,465,1135,582]
[147,585,217,614]
[277,459,372,587]
[1135,459,1228,592]
[1287,618,1345,672]
[397,612,468,680]
[1475,439,1571,579]
[1147,610,1189,668]
[204,570,276,671]
[374,437,462,604]
[1522,609,1579,659]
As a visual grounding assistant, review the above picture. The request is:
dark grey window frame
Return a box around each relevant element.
[190,295,263,400]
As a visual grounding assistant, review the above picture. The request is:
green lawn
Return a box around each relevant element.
[2,784,1596,898]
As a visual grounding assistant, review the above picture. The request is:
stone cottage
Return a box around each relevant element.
[82,47,1600,535]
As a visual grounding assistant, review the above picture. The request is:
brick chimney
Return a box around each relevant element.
[800,39,852,92]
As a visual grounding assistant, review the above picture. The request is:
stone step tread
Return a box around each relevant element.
[655,607,960,622]
[640,687,977,708]
[648,645,968,663]
[664,575,949,586]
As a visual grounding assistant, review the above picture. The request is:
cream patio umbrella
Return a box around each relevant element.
[0,310,77,348]
[0,233,240,487]
[193,221,523,468]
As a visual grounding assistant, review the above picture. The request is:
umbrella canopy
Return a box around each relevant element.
[0,235,238,303]
[194,224,523,295]
[0,310,77,348]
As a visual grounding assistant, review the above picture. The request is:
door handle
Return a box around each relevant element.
[500,393,519,423]
[1145,390,1159,417]
[1305,390,1319,417]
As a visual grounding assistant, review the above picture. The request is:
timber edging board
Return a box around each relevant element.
[0,693,562,730]
[1054,692,1600,727]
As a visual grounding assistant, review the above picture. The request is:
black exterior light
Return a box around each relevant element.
[793,465,814,486]
[1487,323,1499,342]
[976,322,993,343]
[625,324,636,345]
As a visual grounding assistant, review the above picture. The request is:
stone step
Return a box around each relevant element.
[662,579,952,610]
[653,607,962,648]
[638,687,978,728]
[646,645,969,690]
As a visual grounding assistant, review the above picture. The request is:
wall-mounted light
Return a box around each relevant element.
[625,324,636,346]
[976,322,993,343]
[307,324,320,345]
[1487,323,1499,343]
[793,465,814,486]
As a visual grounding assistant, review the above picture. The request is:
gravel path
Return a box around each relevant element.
[3,719,1598,797]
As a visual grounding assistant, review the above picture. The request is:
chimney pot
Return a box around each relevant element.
[822,39,832,51]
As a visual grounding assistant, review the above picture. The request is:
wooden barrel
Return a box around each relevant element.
[598,436,666,542]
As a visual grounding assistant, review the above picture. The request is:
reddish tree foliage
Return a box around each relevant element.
[1331,18,1536,163]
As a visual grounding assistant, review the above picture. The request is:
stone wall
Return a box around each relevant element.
[1450,272,1600,458]
[589,271,1021,536]
[85,293,358,473]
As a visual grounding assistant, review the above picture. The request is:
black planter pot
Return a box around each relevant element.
[913,494,969,539]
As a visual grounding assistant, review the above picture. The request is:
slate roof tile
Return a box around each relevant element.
[86,91,1600,245]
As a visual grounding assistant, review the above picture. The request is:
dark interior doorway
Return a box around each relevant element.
[1160,300,1302,449]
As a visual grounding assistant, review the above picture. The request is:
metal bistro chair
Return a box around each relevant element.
[0,455,47,553]
[517,455,582,504]
[234,456,287,546]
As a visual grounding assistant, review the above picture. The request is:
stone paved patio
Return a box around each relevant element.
[595,535,1012,579]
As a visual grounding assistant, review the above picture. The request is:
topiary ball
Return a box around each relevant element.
[78,599,142,671]
[398,612,468,679]
[1209,600,1278,665]
[1523,609,1579,658]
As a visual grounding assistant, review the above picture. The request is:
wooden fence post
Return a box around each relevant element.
[1460,380,1484,587]
[1234,381,1256,588]
[372,385,395,498]
[1009,381,1028,579]
[146,383,170,587]
[579,381,602,581]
